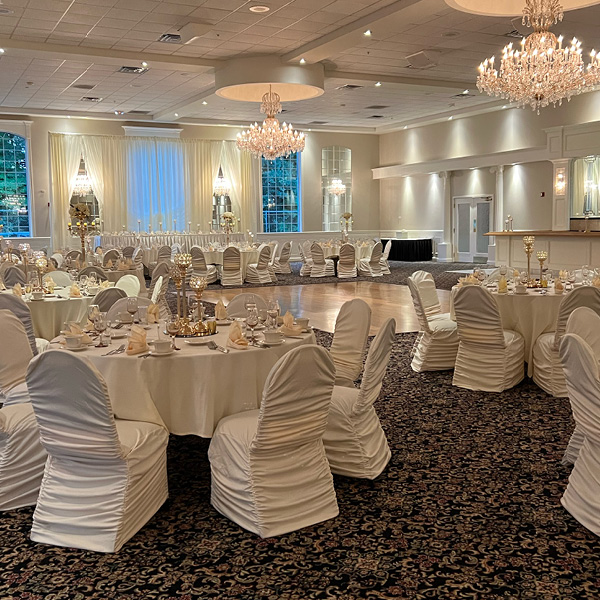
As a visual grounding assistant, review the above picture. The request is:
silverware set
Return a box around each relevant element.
[103,344,126,356]
[207,341,229,353]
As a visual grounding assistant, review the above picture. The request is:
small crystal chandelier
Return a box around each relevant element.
[477,0,600,113]
[213,167,231,196]
[72,172,92,197]
[328,179,346,195]
[236,86,305,160]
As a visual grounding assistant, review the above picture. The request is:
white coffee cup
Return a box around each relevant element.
[65,334,83,349]
[152,339,172,353]
[295,317,309,330]
[32,291,44,300]
[263,330,283,344]
[87,285,99,296]
[515,284,527,294]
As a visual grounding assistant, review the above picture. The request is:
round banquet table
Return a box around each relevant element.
[450,286,563,376]
[202,249,259,278]
[79,326,316,437]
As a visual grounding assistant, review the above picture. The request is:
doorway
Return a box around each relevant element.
[453,195,493,263]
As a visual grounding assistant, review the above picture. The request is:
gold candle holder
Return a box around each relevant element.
[536,250,548,286]
[35,256,48,290]
[174,253,194,335]
[523,236,535,286]
[189,275,208,334]
[169,264,183,319]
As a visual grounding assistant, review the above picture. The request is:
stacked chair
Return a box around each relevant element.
[337,243,357,279]
[358,242,383,277]
[246,245,273,284]
[190,245,217,284]
[310,242,335,278]
[273,241,292,274]
[380,240,392,275]
[219,247,243,287]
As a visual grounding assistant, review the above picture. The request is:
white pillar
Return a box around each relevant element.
[487,165,504,265]
[551,159,570,231]
[437,171,453,262]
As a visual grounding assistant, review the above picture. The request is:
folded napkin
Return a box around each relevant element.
[100,280,110,289]
[279,310,303,336]
[148,303,160,324]
[106,259,113,269]
[85,306,100,331]
[513,269,520,278]
[555,279,564,292]
[457,274,480,287]
[559,269,568,280]
[69,283,82,298]
[117,261,129,271]
[65,323,92,345]
[498,275,508,293]
[12,283,23,297]
[593,276,600,288]
[227,321,249,350]
[215,300,228,320]
[45,276,55,287]
[126,324,149,355]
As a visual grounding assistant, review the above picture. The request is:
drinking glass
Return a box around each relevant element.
[138,305,148,325]
[582,265,591,285]
[246,306,259,345]
[127,297,139,322]
[166,315,180,349]
[94,312,108,347]
[88,304,100,323]
[266,300,279,330]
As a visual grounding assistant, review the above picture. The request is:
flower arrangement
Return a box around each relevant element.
[69,202,92,222]
[222,211,235,221]
[341,212,352,220]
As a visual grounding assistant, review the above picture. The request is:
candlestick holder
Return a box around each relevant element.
[35,256,48,290]
[169,264,183,319]
[173,253,194,335]
[189,275,208,334]
[523,235,535,286]
[340,212,353,243]
[536,250,548,286]
[68,203,99,264]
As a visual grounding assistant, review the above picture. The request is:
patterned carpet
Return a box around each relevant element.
[1,331,599,599]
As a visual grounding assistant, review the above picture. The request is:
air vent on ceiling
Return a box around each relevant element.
[309,121,327,125]
[80,96,103,103]
[406,51,437,70]
[505,29,524,39]
[71,84,96,90]
[128,110,150,115]
[368,115,384,119]
[0,7,14,14]
[158,33,182,44]
[335,84,363,91]
[118,66,148,74]
[366,105,389,109]
[452,93,476,98]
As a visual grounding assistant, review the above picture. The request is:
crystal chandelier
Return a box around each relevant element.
[236,86,305,160]
[477,0,600,113]
[328,179,346,195]
[72,172,92,197]
[213,167,231,196]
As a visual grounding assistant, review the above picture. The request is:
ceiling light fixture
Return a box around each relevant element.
[375,81,382,87]
[213,166,231,196]
[477,0,600,113]
[236,85,305,160]
[73,170,92,197]
[462,89,469,94]
[174,113,179,117]
[0,48,5,54]
[299,58,306,64]
[328,179,346,196]
[141,61,148,68]
[202,101,208,105]
[364,29,372,36]
[448,116,453,120]
[249,5,270,12]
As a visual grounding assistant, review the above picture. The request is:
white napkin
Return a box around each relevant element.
[85,306,100,331]
[126,324,149,355]
[227,321,249,350]
[215,300,228,320]
[106,259,113,269]
[554,279,564,293]
[279,310,303,336]
[12,283,23,297]
[498,275,508,293]
[147,303,160,324]
[69,283,82,298]
[65,323,92,345]
[100,280,110,289]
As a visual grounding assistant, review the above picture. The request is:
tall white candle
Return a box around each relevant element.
[137,219,141,233]
[173,219,176,231]
[159,222,163,232]
[188,221,191,233]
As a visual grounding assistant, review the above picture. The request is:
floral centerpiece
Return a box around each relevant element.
[340,212,353,242]
[68,202,99,263]
[220,211,236,245]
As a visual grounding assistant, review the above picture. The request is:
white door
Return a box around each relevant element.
[454,196,493,262]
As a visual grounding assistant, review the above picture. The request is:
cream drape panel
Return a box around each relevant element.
[49,133,83,250]
[573,157,600,215]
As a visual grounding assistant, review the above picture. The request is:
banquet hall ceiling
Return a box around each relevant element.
[0,0,600,131]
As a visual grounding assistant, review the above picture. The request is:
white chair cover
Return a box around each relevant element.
[310,243,335,278]
[407,272,458,372]
[337,243,357,279]
[358,242,383,277]
[323,318,395,479]
[50,253,64,268]
[452,286,525,392]
[115,274,141,297]
[329,298,372,387]
[151,276,163,304]
[121,246,135,259]
[267,243,278,282]
[298,243,312,276]
[226,293,268,320]
[78,265,108,281]
[190,246,217,284]
[170,243,182,262]
[26,351,169,552]
[380,240,392,275]
[43,270,73,287]
[245,245,273,284]
[558,331,600,536]
[93,287,127,313]
[65,250,82,262]
[273,241,292,274]
[3,265,26,287]
[102,249,120,267]
[0,294,40,356]
[106,296,152,322]
[208,345,338,537]
[0,310,33,406]
[148,262,171,319]
[219,247,243,287]
[533,287,600,397]
[0,403,46,510]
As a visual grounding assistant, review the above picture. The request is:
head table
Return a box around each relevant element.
[65,325,316,437]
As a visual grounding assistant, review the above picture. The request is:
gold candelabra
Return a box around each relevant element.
[536,251,548,287]
[220,212,236,246]
[340,212,353,243]
[523,236,535,286]
[173,253,194,335]
[68,220,99,264]
[189,275,209,335]
[34,256,48,290]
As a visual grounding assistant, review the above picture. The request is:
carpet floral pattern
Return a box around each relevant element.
[1,331,599,599]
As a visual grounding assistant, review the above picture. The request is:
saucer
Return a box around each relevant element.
[65,345,87,352]
[150,349,174,356]
[185,338,211,346]
[259,338,285,347]
[29,297,45,301]
[216,319,232,326]
[110,330,128,339]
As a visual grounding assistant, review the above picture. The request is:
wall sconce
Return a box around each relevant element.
[555,168,566,196]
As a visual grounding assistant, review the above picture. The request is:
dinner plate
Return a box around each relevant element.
[258,339,285,347]
[150,349,174,357]
[65,345,87,352]
[185,338,211,346]
[216,319,232,326]
[110,331,128,339]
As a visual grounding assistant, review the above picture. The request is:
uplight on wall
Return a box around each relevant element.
[555,167,566,196]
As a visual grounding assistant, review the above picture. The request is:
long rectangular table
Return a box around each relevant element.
[381,238,433,261]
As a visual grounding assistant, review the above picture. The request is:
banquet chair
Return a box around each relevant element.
[103,249,120,267]
[170,244,182,262]
[64,250,82,263]
[0,294,49,355]
[26,351,169,553]
[149,262,171,318]
[380,240,392,275]
[487,266,517,283]
[310,243,335,278]
[121,246,135,260]
[106,296,152,322]
[323,318,395,479]
[298,242,313,276]
[3,264,26,287]
[219,247,243,287]
[329,298,372,387]
[358,242,383,277]
[93,287,127,313]
[78,266,108,281]
[115,274,141,297]
[132,247,143,267]
[246,245,273,284]
[50,253,64,268]
[452,286,525,392]
[43,270,73,288]
[558,330,600,536]
[267,243,278,282]
[226,293,268,320]
[190,246,218,284]
[407,272,458,372]
[560,307,600,466]
[208,345,338,537]
[148,245,171,276]
[532,287,600,397]
[0,310,33,406]
[337,243,357,279]
[273,241,292,274]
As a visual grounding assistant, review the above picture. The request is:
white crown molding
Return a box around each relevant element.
[122,126,183,138]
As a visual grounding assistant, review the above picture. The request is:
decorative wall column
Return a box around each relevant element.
[487,165,504,265]
[437,171,453,262]
[551,159,570,231]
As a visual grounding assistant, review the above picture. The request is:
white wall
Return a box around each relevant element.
[451,168,495,199]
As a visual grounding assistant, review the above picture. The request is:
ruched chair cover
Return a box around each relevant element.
[0,310,33,406]
[266,243,278,282]
[43,270,73,287]
[3,265,26,287]
[93,287,127,313]
[226,293,268,320]
[407,272,458,372]
[0,294,49,356]
[64,250,82,263]
[115,274,141,297]
[310,243,335,278]
[329,298,372,387]
[558,331,600,537]
[452,286,525,392]
[532,287,600,397]
[358,242,383,277]
[50,253,63,268]
[102,249,120,267]
[190,246,217,284]
[560,307,600,466]
[78,265,108,281]
[0,402,47,510]
[323,318,395,479]
[337,243,357,279]
[26,351,169,552]
[487,266,516,283]
[148,263,171,320]
[380,240,392,275]
[106,296,152,322]
[121,246,135,259]
[298,242,313,276]
[219,247,243,287]
[208,345,338,537]
[273,241,292,274]
[148,245,171,276]
[132,247,143,268]
[170,243,182,262]
[246,245,273,284]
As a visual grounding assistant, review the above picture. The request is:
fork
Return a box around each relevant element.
[207,340,229,354]
[103,344,125,356]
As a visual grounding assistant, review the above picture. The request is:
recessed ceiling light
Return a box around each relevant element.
[141,61,148,68]
[448,116,453,120]
[174,113,179,117]
[299,58,306,64]
[364,30,372,36]
[403,126,408,130]
[202,101,207,105]
[502,105,508,109]
[375,81,382,87]
[308,128,312,131]
[0,48,5,54]
[114,110,124,115]
[249,5,270,12]
[0,8,13,14]
[462,89,469,94]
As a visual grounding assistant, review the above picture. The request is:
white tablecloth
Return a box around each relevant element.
[203,249,260,278]
[80,327,315,437]
[321,243,372,262]
[25,295,93,341]
[450,286,563,376]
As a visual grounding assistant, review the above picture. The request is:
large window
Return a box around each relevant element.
[0,132,29,237]
[261,152,301,233]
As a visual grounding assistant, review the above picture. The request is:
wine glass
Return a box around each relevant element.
[166,315,180,350]
[94,312,108,347]
[582,265,591,285]
[127,297,139,323]
[246,306,259,346]
[266,300,279,330]
[88,303,100,324]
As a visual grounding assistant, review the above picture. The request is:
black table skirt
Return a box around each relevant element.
[381,238,433,262]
